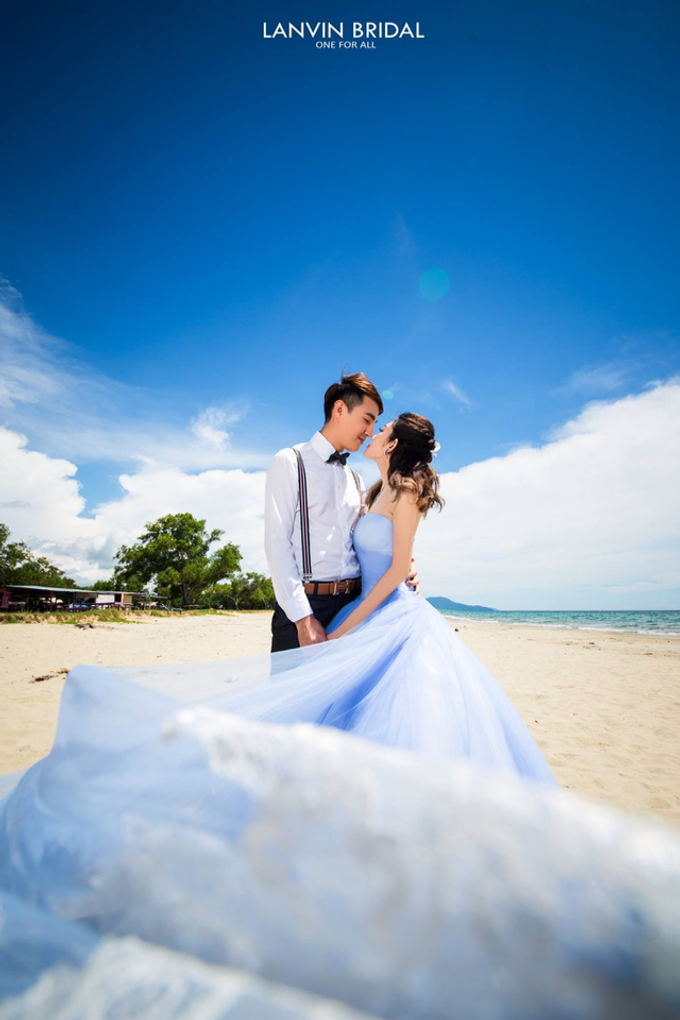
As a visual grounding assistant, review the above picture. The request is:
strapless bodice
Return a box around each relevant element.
[351,513,411,605]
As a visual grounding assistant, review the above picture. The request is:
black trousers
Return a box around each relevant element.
[270,592,360,652]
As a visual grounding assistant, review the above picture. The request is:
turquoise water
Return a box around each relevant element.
[437,608,680,636]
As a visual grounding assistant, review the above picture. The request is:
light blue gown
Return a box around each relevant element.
[17,512,555,780]
[44,511,553,780]
[178,511,555,782]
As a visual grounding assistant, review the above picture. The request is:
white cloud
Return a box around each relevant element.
[0,427,86,537]
[3,380,679,606]
[190,404,249,447]
[0,426,267,582]
[0,281,267,471]
[442,379,471,407]
[0,284,268,582]
[565,361,633,394]
[415,379,680,609]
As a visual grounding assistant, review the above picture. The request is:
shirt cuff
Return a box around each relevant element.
[278,590,314,624]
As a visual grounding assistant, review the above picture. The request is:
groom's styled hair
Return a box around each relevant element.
[323,372,383,422]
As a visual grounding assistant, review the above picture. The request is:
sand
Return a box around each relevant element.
[1,612,679,826]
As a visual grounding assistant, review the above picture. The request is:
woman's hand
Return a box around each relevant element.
[406,558,420,595]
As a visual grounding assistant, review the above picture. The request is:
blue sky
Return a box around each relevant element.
[1,0,679,607]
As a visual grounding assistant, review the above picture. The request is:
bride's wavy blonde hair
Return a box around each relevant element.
[365,412,444,516]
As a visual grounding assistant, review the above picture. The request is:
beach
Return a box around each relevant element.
[1,612,679,826]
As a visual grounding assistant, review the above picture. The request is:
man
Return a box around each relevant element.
[264,372,417,652]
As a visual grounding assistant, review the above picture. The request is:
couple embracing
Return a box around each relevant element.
[265,372,430,651]
[260,371,555,781]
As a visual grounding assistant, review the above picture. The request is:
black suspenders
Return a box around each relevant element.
[292,448,313,582]
[292,448,361,583]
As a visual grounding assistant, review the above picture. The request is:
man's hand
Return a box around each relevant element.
[296,614,328,646]
[406,557,421,596]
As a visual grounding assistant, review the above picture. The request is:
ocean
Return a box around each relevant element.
[435,608,680,636]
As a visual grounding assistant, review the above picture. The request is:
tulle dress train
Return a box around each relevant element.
[92,512,557,783]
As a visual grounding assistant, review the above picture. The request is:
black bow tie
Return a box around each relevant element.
[327,450,349,466]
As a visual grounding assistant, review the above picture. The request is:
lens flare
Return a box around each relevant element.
[419,268,450,301]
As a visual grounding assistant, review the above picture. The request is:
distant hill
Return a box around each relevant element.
[427,596,498,613]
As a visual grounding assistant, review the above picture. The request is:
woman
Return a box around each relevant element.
[326,411,443,642]
[260,410,555,782]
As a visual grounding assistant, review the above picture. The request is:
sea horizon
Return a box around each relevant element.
[433,607,680,636]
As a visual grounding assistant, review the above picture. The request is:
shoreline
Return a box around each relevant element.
[438,610,680,638]
[1,612,679,826]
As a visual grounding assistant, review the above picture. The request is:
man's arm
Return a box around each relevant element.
[264,451,327,645]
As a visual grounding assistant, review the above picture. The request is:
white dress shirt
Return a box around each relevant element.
[264,431,364,623]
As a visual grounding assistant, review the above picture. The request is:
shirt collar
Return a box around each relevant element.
[310,431,339,463]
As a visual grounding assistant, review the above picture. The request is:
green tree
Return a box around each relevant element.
[200,572,276,610]
[87,578,118,591]
[0,523,76,587]
[113,513,242,607]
